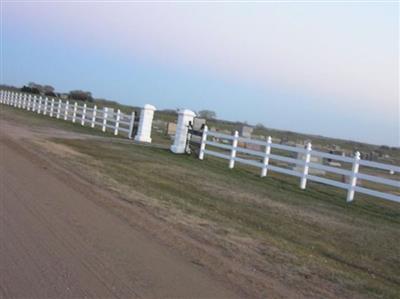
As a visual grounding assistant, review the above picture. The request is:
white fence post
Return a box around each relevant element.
[17,93,22,108]
[300,142,312,189]
[32,95,37,112]
[91,105,97,128]
[72,102,78,123]
[50,98,54,117]
[229,131,239,169]
[15,92,19,107]
[347,151,361,202]
[64,100,69,120]
[37,96,42,114]
[81,103,87,125]
[261,136,272,177]
[22,94,27,109]
[102,107,108,132]
[43,97,48,115]
[27,94,32,111]
[128,111,135,139]
[199,125,208,160]
[114,109,121,135]
[56,99,61,119]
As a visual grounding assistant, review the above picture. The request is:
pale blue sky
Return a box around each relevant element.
[2,1,399,146]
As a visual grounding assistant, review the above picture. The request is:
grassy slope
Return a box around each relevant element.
[2,104,400,298]
[53,138,399,298]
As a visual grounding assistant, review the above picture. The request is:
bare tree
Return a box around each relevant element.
[197,110,217,119]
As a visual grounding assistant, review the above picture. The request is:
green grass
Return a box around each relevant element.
[52,137,400,298]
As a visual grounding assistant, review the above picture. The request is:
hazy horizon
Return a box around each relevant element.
[2,1,399,146]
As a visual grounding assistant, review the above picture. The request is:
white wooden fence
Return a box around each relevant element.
[199,126,400,203]
[0,90,135,138]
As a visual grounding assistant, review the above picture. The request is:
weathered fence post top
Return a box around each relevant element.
[135,104,156,143]
[170,108,196,154]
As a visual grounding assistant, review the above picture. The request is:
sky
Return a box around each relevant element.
[1,1,399,146]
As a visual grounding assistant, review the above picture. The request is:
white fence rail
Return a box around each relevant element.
[0,90,136,138]
[199,126,400,203]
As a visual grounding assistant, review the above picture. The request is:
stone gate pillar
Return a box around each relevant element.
[170,109,196,154]
[135,104,156,143]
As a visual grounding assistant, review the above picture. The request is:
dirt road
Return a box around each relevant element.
[0,129,240,298]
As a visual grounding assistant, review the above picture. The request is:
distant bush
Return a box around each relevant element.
[198,110,217,119]
[68,90,93,102]
[44,91,57,97]
[21,85,40,94]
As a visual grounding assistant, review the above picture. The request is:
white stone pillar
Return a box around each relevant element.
[170,109,196,154]
[134,104,156,143]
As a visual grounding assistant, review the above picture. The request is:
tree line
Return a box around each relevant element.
[19,82,94,102]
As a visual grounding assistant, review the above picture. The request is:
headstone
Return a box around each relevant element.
[240,126,253,138]
[167,122,177,136]
[246,143,262,151]
[328,161,342,167]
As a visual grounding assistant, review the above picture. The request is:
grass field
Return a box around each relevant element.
[2,104,400,298]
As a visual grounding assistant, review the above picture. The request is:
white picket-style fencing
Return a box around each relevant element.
[0,90,136,138]
[198,126,400,203]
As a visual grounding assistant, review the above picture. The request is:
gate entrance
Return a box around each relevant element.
[186,117,206,155]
